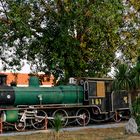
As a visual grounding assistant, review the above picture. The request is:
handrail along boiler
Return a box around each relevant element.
[0,74,130,131]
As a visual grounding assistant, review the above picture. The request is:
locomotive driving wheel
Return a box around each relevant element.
[15,121,26,131]
[15,110,26,131]
[52,109,68,127]
[76,108,90,126]
[31,110,47,129]
[113,111,121,122]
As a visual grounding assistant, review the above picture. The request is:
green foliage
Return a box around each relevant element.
[0,0,126,79]
[113,57,140,111]
[113,57,140,91]
[132,97,140,132]
[113,64,134,91]
[133,57,140,89]
[117,1,140,64]
[53,114,62,133]
[130,0,140,11]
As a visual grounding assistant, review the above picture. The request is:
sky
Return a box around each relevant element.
[0,59,31,73]
[19,62,31,73]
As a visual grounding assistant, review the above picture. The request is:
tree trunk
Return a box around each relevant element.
[128,92,132,112]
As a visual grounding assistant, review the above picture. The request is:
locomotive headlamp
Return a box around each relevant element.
[7,95,11,99]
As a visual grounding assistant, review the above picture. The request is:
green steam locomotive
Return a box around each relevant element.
[0,74,130,131]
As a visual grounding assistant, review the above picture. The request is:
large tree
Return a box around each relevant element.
[130,0,140,10]
[0,0,124,80]
[115,0,140,65]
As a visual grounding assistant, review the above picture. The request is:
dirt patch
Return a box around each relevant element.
[1,127,140,140]
[59,127,140,140]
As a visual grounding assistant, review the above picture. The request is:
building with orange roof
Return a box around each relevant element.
[0,72,54,87]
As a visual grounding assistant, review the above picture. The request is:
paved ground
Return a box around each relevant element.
[0,122,127,137]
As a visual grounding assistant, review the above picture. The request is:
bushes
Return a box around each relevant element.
[132,97,140,132]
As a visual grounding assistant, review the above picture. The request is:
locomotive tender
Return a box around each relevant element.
[0,74,130,131]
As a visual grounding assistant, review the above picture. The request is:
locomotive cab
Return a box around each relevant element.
[77,77,130,122]
[78,77,129,113]
[81,78,113,111]
[0,74,7,86]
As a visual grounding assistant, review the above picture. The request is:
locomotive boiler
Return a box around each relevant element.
[0,74,130,131]
[0,76,83,106]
